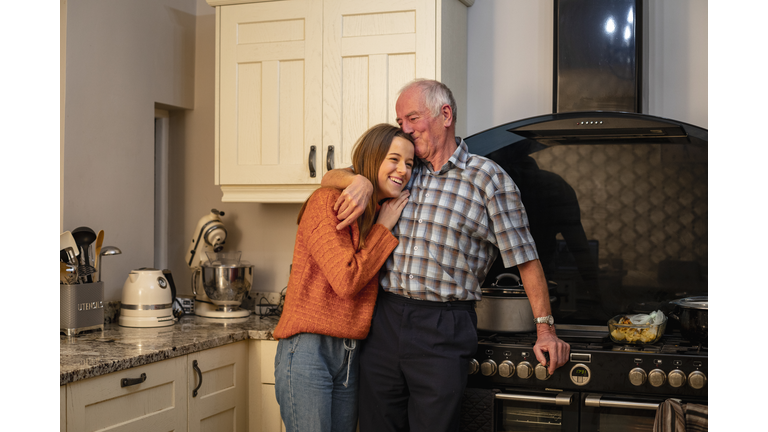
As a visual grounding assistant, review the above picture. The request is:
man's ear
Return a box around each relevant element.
[441,104,454,128]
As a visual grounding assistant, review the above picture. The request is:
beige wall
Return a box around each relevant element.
[63,0,197,300]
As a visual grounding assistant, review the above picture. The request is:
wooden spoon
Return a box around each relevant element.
[93,230,104,282]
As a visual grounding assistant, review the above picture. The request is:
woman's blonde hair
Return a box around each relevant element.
[297,123,413,249]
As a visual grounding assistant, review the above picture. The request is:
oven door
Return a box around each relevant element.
[579,393,704,432]
[494,389,579,432]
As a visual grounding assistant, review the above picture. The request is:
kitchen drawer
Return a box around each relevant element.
[66,356,187,432]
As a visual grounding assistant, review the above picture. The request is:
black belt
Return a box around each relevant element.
[379,289,475,310]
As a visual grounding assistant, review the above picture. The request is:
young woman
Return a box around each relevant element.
[273,123,415,432]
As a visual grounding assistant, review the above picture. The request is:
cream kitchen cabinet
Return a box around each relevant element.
[209,0,472,203]
[66,356,189,431]
[188,341,250,431]
[249,339,285,432]
[64,341,249,432]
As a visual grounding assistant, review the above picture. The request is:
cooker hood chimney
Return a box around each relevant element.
[466,0,707,154]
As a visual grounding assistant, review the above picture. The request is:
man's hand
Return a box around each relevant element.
[332,174,373,230]
[533,327,571,375]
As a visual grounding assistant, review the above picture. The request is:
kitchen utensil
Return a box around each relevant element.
[72,227,97,283]
[669,296,708,344]
[92,230,104,281]
[60,262,78,285]
[476,273,536,333]
[607,313,667,345]
[98,246,122,282]
[119,268,176,328]
[60,231,80,265]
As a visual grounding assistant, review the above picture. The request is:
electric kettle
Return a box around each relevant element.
[119,268,177,328]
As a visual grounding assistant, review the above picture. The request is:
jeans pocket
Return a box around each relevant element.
[274,339,283,369]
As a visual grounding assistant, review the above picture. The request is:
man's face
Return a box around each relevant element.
[395,87,447,161]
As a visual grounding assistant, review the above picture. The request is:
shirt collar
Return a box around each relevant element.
[433,137,468,174]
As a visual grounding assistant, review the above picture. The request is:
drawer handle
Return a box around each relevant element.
[495,391,574,406]
[326,145,335,171]
[192,360,203,397]
[308,145,316,178]
[120,373,146,388]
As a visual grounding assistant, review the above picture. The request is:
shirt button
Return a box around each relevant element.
[425,193,430,198]
[418,218,423,223]
[409,275,414,279]
[414,246,418,251]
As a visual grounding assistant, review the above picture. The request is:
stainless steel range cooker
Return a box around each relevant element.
[460,108,707,431]
[461,328,707,432]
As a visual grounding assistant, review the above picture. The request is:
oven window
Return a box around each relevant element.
[590,409,655,431]
[500,405,563,431]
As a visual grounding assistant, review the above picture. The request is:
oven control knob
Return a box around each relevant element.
[517,361,534,379]
[668,369,687,388]
[480,360,498,376]
[535,363,551,380]
[499,360,516,378]
[629,368,647,386]
[468,359,480,375]
[688,371,707,390]
[648,369,666,387]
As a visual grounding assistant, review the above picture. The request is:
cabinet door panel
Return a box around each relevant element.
[324,0,435,171]
[220,0,322,185]
[66,356,187,432]
[188,341,249,432]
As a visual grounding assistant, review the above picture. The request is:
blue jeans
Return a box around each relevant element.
[274,333,359,432]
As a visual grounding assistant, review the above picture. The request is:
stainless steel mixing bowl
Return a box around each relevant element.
[200,263,253,306]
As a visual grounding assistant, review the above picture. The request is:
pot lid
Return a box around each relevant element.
[670,296,708,310]
[482,287,527,296]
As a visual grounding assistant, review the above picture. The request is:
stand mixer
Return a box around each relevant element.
[186,209,252,318]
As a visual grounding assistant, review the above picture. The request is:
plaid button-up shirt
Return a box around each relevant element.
[379,138,539,301]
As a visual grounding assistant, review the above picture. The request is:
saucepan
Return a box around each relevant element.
[668,296,708,344]
[476,273,555,333]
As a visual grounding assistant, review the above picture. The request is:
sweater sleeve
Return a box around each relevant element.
[303,189,399,299]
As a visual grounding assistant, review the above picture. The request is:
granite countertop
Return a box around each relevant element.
[60,313,280,386]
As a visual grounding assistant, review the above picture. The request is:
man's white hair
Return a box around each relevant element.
[398,79,457,124]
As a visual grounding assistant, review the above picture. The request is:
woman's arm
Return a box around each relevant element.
[304,189,398,299]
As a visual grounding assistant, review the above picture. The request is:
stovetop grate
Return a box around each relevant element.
[478,330,707,357]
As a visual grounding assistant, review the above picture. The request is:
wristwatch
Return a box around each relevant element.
[533,315,555,328]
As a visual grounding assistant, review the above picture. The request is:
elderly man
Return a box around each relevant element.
[322,79,570,432]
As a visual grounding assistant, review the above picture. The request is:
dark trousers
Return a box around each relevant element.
[358,290,478,432]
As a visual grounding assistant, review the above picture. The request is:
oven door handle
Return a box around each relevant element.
[495,391,575,406]
[584,394,659,411]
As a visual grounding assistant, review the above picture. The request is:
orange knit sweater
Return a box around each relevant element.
[273,187,399,341]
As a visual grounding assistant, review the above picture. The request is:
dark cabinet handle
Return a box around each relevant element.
[192,360,203,397]
[326,145,335,171]
[308,145,316,178]
[120,373,146,388]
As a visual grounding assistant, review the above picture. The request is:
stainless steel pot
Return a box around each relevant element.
[669,296,707,344]
[196,263,253,306]
[476,273,536,333]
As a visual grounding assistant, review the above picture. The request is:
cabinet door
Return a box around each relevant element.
[323,0,436,169]
[66,356,188,432]
[219,0,323,187]
[188,341,249,432]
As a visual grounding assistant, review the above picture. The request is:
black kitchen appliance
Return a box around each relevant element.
[461,111,707,431]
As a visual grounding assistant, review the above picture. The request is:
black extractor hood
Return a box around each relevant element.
[465,111,708,158]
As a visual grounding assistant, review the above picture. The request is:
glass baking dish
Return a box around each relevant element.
[608,314,667,345]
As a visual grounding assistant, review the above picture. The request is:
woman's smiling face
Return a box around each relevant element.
[377,136,414,199]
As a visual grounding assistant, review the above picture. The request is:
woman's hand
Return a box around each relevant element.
[376,190,410,231]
